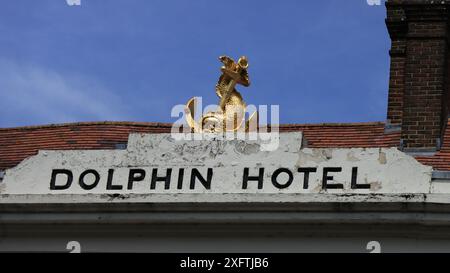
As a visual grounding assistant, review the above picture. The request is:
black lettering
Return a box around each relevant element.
[151,168,172,190]
[177,168,185,189]
[190,168,212,190]
[50,169,73,190]
[242,168,264,189]
[322,167,343,189]
[127,169,146,190]
[106,169,122,190]
[298,167,317,189]
[271,168,293,189]
[79,169,100,190]
[350,167,370,189]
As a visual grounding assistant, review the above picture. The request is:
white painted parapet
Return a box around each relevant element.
[0,132,437,203]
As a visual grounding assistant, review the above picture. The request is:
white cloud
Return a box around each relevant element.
[0,59,130,127]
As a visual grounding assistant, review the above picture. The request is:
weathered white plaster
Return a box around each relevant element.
[0,132,434,202]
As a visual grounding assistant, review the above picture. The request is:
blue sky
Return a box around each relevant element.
[0,0,389,128]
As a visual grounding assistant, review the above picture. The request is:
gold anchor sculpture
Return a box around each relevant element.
[185,55,258,133]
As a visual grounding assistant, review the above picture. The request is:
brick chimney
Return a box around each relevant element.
[386,0,450,151]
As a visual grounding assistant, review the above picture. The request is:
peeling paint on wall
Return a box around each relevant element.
[0,133,434,203]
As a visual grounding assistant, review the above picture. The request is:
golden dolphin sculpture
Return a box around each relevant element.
[185,55,258,133]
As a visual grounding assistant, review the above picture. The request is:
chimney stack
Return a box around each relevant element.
[386,0,450,151]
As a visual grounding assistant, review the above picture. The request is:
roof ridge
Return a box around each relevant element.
[0,121,386,131]
[278,121,385,127]
[0,121,174,131]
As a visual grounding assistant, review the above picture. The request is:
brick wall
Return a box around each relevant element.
[386,0,450,149]
[386,42,406,125]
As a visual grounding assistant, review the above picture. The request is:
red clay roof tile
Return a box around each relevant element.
[0,120,448,171]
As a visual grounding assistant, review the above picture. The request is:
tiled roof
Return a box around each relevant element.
[414,119,450,171]
[280,122,400,148]
[1,120,449,171]
[0,122,172,170]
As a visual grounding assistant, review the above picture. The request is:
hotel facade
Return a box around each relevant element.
[2,0,450,252]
